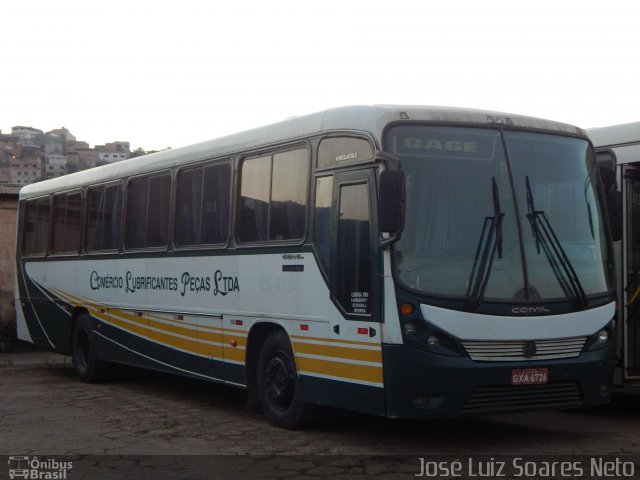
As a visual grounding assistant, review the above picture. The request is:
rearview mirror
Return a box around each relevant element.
[379,170,405,234]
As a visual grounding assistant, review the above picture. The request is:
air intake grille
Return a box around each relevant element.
[462,337,587,362]
[463,382,582,414]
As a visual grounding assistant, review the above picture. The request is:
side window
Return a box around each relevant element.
[175,162,231,247]
[147,175,171,247]
[86,184,122,252]
[239,155,270,242]
[337,183,371,315]
[313,176,333,274]
[238,147,309,243]
[52,192,82,254]
[201,163,231,244]
[102,185,123,250]
[23,197,50,255]
[126,173,171,249]
[126,177,149,249]
[176,168,202,246]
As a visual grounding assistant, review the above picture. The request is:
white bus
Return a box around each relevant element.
[15,106,616,428]
[588,122,640,389]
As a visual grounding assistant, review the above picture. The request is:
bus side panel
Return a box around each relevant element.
[14,267,33,343]
[16,261,74,353]
[92,317,245,385]
[300,376,385,416]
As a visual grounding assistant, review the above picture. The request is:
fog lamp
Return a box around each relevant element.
[597,329,609,344]
[427,335,441,351]
[413,395,431,407]
[403,322,419,337]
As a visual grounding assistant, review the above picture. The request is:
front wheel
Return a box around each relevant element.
[257,330,314,428]
[72,314,109,382]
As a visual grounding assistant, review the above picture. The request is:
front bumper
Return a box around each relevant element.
[382,342,615,418]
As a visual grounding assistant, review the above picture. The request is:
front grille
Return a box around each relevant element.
[462,337,587,362]
[463,382,582,414]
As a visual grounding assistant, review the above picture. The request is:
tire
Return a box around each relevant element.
[257,330,314,429]
[72,314,109,383]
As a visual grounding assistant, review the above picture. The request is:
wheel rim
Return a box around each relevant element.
[264,352,295,411]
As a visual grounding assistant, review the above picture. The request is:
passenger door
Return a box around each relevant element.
[623,166,640,378]
[326,168,385,414]
[330,168,381,322]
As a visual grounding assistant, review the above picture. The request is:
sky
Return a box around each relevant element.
[2,0,640,152]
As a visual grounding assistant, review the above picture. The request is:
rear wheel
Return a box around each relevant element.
[72,314,109,382]
[257,330,314,428]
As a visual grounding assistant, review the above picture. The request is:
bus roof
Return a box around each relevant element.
[588,121,640,148]
[19,105,585,199]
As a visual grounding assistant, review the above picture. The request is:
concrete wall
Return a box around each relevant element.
[0,192,18,326]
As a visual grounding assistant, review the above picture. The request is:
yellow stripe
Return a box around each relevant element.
[293,341,382,363]
[107,314,224,358]
[223,347,246,363]
[147,311,225,333]
[296,356,383,384]
[291,333,378,347]
[222,332,247,348]
[114,309,224,345]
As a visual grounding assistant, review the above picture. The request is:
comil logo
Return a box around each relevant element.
[8,456,73,479]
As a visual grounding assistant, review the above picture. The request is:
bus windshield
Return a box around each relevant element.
[385,125,613,305]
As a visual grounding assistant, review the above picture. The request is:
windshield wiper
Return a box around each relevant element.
[525,176,588,306]
[466,178,504,308]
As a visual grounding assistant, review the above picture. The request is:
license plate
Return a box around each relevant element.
[511,368,548,385]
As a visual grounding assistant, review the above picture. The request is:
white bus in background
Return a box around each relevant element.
[15,105,617,428]
[589,122,640,389]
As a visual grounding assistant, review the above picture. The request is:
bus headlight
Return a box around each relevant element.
[597,329,609,344]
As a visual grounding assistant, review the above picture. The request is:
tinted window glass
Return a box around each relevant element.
[103,185,123,250]
[64,193,82,252]
[147,174,171,247]
[52,192,82,254]
[176,168,203,246]
[176,163,231,247]
[86,187,104,251]
[313,176,333,273]
[337,183,371,314]
[23,198,50,255]
[270,149,308,240]
[238,148,308,243]
[126,174,171,249]
[239,155,271,243]
[126,177,148,249]
[52,195,67,253]
[87,185,122,251]
[201,163,231,244]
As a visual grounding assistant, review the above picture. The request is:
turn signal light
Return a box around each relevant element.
[400,303,415,316]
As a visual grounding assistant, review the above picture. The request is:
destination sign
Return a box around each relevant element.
[390,128,498,161]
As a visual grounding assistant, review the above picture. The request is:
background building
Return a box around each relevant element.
[0,185,19,341]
